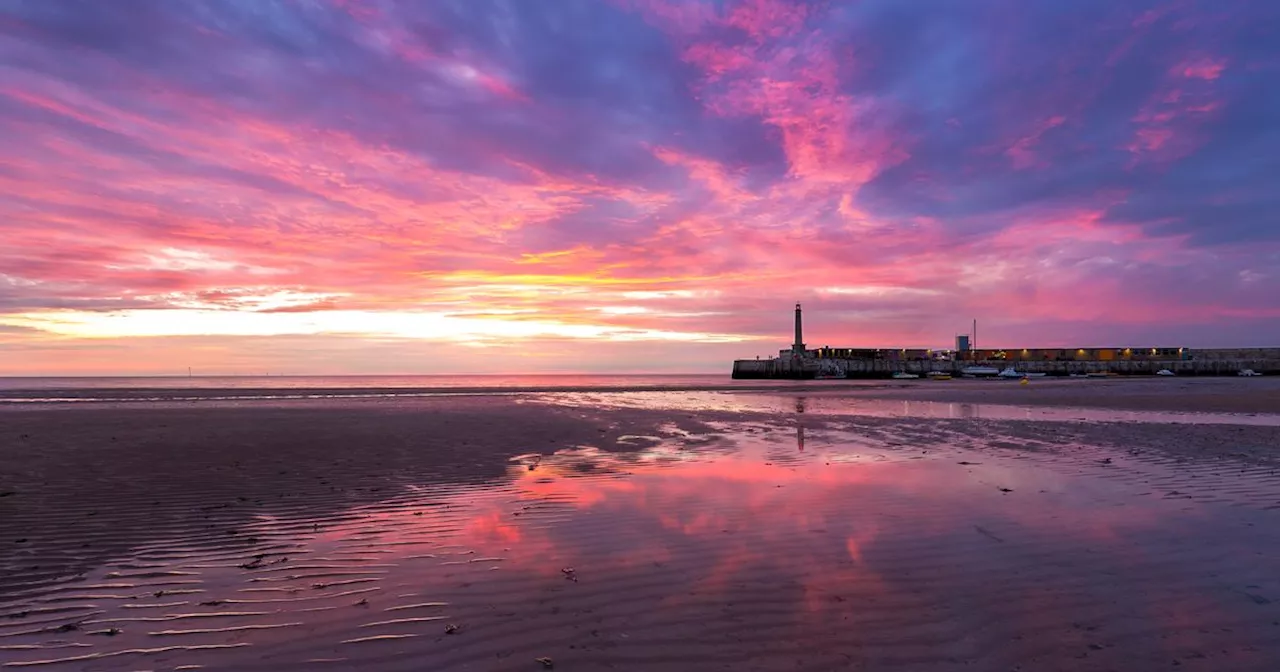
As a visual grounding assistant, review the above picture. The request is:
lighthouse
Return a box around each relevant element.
[792,302,806,355]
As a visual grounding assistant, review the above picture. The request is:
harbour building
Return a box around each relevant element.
[733,304,1278,379]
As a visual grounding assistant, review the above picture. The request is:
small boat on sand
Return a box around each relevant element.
[998,367,1046,379]
[892,372,919,379]
[926,371,952,380]
[1155,369,1175,376]
[1239,369,1262,377]
[961,366,1000,377]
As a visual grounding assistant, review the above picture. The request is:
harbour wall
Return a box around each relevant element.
[731,354,1280,379]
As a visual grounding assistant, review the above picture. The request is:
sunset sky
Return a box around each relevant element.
[2,0,1278,375]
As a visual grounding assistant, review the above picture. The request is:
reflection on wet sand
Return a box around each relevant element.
[533,390,1280,426]
[2,399,1279,671]
[795,396,805,452]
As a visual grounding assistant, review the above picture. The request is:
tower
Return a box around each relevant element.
[792,302,806,354]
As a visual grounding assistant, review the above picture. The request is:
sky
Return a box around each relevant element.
[1,0,1278,375]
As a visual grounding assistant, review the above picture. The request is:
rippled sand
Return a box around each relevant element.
[2,394,1279,670]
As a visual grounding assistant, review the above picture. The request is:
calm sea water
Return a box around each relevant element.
[1,374,764,391]
[0,374,866,403]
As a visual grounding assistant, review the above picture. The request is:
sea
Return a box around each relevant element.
[0,374,857,403]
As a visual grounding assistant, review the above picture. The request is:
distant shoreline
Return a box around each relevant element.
[1,376,1277,415]
[0,380,888,403]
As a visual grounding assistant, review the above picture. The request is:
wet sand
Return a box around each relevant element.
[833,376,1280,415]
[2,393,1279,670]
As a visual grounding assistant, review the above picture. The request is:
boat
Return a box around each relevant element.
[891,372,919,379]
[814,362,846,380]
[998,367,1046,379]
[960,366,1000,377]
[926,371,952,380]
[1239,369,1262,377]
[1085,371,1112,378]
[1155,369,1175,376]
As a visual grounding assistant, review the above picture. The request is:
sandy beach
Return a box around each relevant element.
[2,383,1280,670]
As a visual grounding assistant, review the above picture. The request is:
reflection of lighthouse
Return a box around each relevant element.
[795,396,806,451]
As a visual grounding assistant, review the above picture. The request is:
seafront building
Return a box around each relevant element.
[733,304,1280,379]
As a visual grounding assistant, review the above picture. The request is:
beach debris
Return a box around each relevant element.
[974,526,1005,543]
[0,491,16,497]
[54,622,82,633]
[199,600,224,606]
[536,658,555,669]
[1099,458,1113,465]
[153,590,166,598]
[355,598,368,606]
[1244,592,1271,605]
[445,623,459,634]
[239,554,288,570]
[998,487,1013,493]
[90,627,122,637]
[957,461,980,466]
[561,567,578,582]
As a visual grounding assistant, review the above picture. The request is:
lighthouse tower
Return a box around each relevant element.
[791,303,806,355]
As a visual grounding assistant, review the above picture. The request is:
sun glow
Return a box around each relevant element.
[3,309,755,344]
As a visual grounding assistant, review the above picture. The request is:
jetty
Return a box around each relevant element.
[732,305,1280,379]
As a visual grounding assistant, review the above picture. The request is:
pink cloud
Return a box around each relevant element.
[651,145,754,203]
[1177,56,1227,80]
[1129,126,1174,152]
[1125,56,1226,163]
[1004,115,1066,169]
[723,0,812,40]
